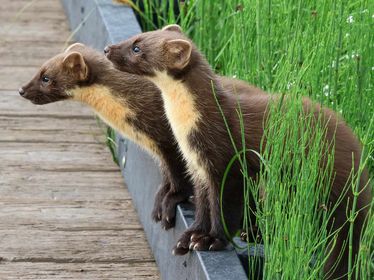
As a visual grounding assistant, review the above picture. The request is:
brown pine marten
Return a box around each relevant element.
[104,24,371,279]
[19,43,265,230]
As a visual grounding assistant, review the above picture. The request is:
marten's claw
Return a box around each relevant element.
[172,246,189,255]
[160,190,190,229]
[173,229,227,254]
[191,236,212,250]
[208,238,226,251]
[152,182,170,223]
[151,206,162,223]
[189,234,226,251]
[173,229,202,255]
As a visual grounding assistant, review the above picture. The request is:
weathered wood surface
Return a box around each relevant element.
[0,142,120,171]
[0,229,154,262]
[0,41,67,66]
[0,170,132,201]
[0,0,159,278]
[0,67,51,90]
[0,91,94,116]
[0,115,106,143]
[0,262,159,280]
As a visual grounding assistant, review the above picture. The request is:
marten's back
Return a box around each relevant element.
[230,93,370,209]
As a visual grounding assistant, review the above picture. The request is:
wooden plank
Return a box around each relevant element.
[0,0,71,43]
[0,115,106,143]
[0,262,159,280]
[0,142,120,171]
[1,19,71,43]
[0,229,155,263]
[0,4,66,21]
[0,91,94,117]
[0,170,131,201]
[0,66,44,90]
[0,41,69,66]
[0,200,142,230]
[0,0,66,13]
[0,10,66,21]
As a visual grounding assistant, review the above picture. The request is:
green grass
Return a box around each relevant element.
[137,0,373,279]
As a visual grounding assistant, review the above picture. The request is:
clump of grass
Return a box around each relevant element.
[250,97,335,279]
[187,0,373,171]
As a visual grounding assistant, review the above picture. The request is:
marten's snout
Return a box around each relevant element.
[18,87,25,96]
[104,45,121,62]
[104,46,111,57]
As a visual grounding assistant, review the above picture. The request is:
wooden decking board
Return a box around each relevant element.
[0,170,131,201]
[0,142,120,171]
[2,0,65,12]
[0,66,50,90]
[0,24,71,43]
[0,115,106,143]
[0,91,94,116]
[0,229,154,263]
[0,262,159,280]
[0,41,68,66]
[0,0,159,278]
[0,200,142,230]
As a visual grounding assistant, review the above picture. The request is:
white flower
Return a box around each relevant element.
[323,85,330,97]
[346,15,354,23]
[351,52,359,59]
[345,33,350,38]
[232,75,237,79]
[371,66,374,71]
[287,81,295,90]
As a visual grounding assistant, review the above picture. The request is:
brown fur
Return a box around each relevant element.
[20,43,265,230]
[106,25,371,279]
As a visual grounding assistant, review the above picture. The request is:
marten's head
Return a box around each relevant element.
[105,24,195,77]
[19,43,90,105]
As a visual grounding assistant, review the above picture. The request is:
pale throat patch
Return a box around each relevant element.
[68,84,161,158]
[148,71,209,183]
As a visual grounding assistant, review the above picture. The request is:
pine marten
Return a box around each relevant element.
[104,24,371,279]
[19,43,266,230]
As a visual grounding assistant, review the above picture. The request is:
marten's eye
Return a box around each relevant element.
[132,45,141,54]
[41,75,51,86]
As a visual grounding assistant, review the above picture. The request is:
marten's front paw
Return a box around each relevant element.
[172,229,200,255]
[189,233,227,251]
[152,183,190,230]
[151,203,162,223]
[172,230,227,255]
[160,191,190,230]
[152,183,170,223]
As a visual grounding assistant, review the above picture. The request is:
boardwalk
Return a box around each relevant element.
[0,0,159,279]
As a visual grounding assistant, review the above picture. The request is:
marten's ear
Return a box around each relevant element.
[62,51,88,80]
[65,43,86,53]
[165,39,192,70]
[162,24,182,33]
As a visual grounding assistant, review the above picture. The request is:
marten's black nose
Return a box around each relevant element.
[18,88,25,96]
[104,46,111,55]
